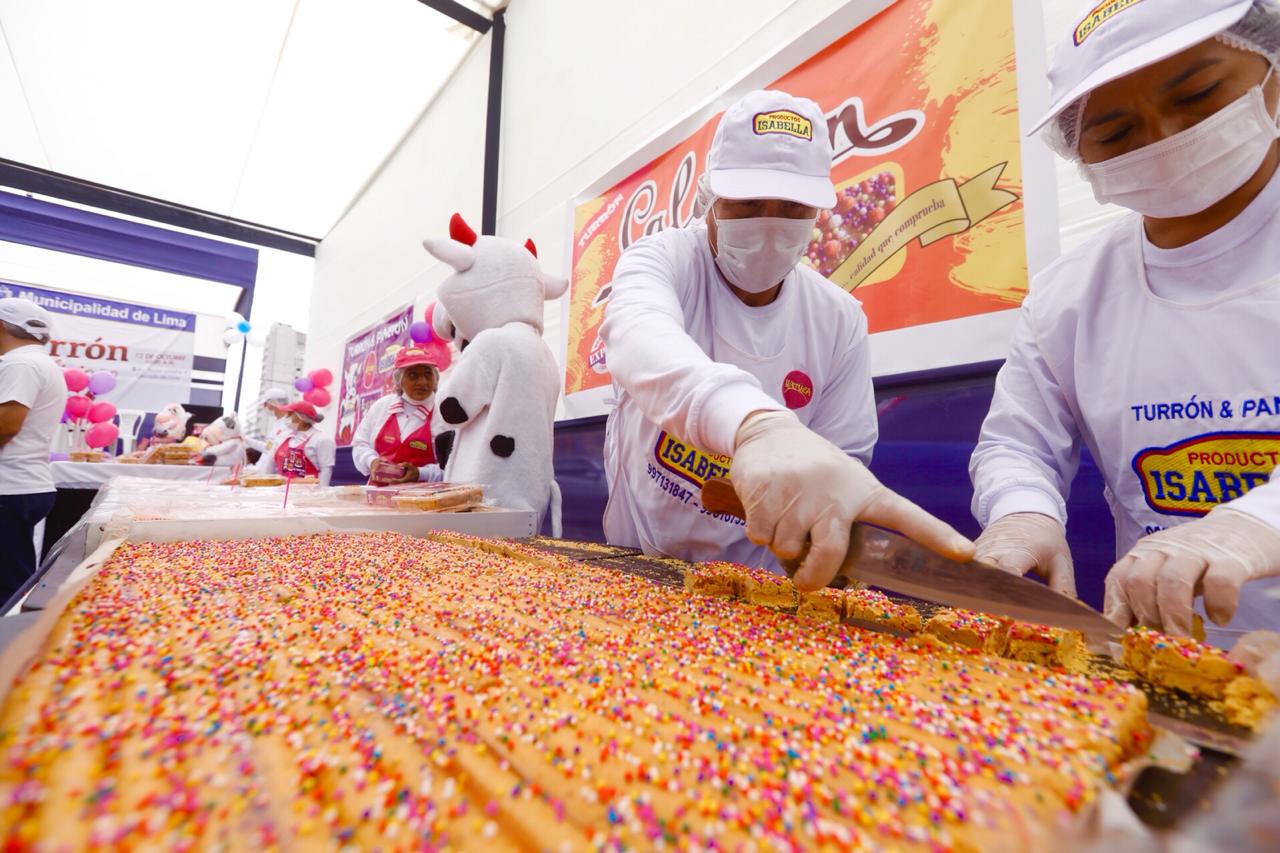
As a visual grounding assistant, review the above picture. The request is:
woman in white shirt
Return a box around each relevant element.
[257,401,336,486]
[244,388,292,466]
[351,346,443,485]
[970,0,1280,640]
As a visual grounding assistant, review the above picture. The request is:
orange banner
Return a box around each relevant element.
[565,0,1026,396]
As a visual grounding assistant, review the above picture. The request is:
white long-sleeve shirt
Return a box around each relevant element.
[257,427,336,486]
[249,419,293,475]
[601,222,877,568]
[971,168,1280,631]
[351,393,443,481]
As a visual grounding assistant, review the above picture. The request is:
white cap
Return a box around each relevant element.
[1032,0,1254,134]
[706,89,836,209]
[258,387,290,405]
[0,297,53,342]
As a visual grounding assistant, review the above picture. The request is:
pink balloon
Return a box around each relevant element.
[303,387,331,408]
[308,368,333,388]
[88,401,118,424]
[423,340,452,372]
[64,369,89,393]
[65,395,92,419]
[85,422,120,450]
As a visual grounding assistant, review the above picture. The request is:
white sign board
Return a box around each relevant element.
[0,281,196,411]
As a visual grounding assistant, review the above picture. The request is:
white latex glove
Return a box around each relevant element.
[1104,508,1280,638]
[974,512,1076,597]
[1230,631,1280,695]
[732,410,974,592]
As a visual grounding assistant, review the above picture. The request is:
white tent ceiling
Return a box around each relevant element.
[0,0,497,238]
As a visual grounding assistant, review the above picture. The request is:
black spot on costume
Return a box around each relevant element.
[440,397,468,425]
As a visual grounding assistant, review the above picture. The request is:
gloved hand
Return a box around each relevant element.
[1104,508,1280,638]
[974,512,1076,597]
[1230,630,1280,695]
[732,410,974,592]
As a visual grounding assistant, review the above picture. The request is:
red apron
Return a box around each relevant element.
[275,432,319,478]
[374,407,436,466]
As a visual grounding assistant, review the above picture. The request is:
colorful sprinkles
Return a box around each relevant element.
[0,532,1152,849]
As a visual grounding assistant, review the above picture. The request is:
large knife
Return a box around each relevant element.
[701,477,1120,643]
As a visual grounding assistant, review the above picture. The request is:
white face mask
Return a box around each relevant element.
[711,209,816,294]
[1080,68,1280,218]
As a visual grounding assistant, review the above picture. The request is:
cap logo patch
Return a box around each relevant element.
[1074,0,1143,46]
[753,110,813,140]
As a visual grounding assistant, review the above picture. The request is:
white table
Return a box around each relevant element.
[52,461,231,489]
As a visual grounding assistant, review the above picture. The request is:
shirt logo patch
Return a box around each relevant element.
[589,333,608,374]
[782,370,814,409]
[654,431,733,488]
[1074,0,1143,46]
[753,110,813,140]
[1132,431,1280,518]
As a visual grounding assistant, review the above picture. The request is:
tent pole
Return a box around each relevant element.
[416,0,492,33]
[233,337,248,413]
[481,9,506,235]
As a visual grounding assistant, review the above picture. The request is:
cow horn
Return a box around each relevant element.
[450,213,477,246]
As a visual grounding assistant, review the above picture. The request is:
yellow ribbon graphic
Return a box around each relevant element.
[829,163,1019,291]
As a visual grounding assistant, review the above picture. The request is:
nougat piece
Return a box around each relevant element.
[845,588,921,634]
[1122,627,1243,699]
[797,588,844,623]
[924,609,1010,654]
[1220,676,1278,730]
[683,563,742,599]
[1004,622,1088,672]
[735,565,798,609]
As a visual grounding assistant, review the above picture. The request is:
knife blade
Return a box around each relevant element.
[701,477,1120,643]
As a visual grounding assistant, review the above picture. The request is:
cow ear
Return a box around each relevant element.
[422,237,475,272]
[450,213,477,246]
[524,238,537,257]
[542,274,569,300]
[432,303,455,342]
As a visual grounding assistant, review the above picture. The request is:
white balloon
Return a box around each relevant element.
[222,329,243,346]
[224,312,246,330]
[247,330,268,348]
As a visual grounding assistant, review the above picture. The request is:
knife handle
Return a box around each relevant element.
[701,477,834,584]
[701,477,746,519]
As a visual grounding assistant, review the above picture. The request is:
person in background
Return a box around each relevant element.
[0,297,62,605]
[256,401,336,487]
[352,346,443,485]
[970,0,1280,640]
[244,387,292,466]
[600,89,972,589]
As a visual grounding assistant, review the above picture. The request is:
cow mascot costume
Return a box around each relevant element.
[422,213,563,534]
[196,413,247,471]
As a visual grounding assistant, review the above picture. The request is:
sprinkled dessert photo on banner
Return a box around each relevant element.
[564,0,1051,416]
[334,304,414,447]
